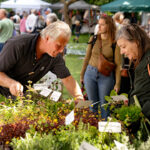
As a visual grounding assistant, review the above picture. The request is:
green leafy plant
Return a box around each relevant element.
[114,105,142,126]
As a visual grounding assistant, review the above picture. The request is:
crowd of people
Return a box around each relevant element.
[0,8,150,121]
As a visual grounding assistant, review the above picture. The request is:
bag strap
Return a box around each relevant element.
[87,34,116,62]
[87,35,97,50]
[111,43,116,63]
[99,35,116,63]
[147,56,150,76]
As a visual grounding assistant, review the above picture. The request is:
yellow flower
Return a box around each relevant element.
[53,119,58,123]
[5,141,9,145]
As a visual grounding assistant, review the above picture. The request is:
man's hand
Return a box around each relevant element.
[0,72,24,97]
[9,82,23,97]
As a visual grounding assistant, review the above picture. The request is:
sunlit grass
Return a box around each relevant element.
[63,55,84,99]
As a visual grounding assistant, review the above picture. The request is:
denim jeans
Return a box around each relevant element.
[0,43,4,52]
[84,65,115,120]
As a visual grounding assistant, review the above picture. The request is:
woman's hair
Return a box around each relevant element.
[122,18,130,25]
[100,15,116,43]
[116,24,150,65]
[40,20,71,41]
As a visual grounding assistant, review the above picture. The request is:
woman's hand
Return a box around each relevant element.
[80,77,84,84]
[114,86,120,94]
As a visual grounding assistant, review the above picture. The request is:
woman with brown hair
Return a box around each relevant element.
[116,24,150,120]
[80,15,121,120]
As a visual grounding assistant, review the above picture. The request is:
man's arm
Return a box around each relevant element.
[0,72,23,96]
[61,75,84,100]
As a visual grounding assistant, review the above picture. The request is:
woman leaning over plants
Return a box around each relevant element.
[80,15,121,120]
[116,24,150,120]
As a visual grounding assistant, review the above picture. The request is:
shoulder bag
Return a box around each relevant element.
[98,36,116,76]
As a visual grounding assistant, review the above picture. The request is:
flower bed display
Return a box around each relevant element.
[0,90,149,150]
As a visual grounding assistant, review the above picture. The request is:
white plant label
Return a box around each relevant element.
[114,140,128,150]
[75,100,92,108]
[65,110,74,125]
[79,141,98,150]
[111,95,128,102]
[33,84,48,90]
[40,88,52,97]
[50,91,62,102]
[98,122,121,133]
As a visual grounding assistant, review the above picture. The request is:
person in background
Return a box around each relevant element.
[11,12,21,35]
[116,24,150,120]
[73,20,81,43]
[75,10,82,22]
[44,8,51,17]
[0,9,14,52]
[11,12,20,23]
[80,15,121,120]
[71,14,76,34]
[122,18,130,25]
[36,15,46,33]
[46,13,58,26]
[0,21,84,103]
[25,9,37,33]
[20,12,28,34]
[130,12,137,24]
[113,12,124,30]
[8,10,15,19]
[146,18,150,38]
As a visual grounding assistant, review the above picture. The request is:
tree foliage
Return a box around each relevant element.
[84,0,114,6]
[44,0,114,6]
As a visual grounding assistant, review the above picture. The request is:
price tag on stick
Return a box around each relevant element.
[40,88,52,97]
[79,141,98,150]
[98,121,121,133]
[114,140,128,150]
[50,91,61,102]
[65,110,74,125]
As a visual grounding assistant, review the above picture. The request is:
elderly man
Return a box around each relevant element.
[0,21,84,101]
[0,9,14,52]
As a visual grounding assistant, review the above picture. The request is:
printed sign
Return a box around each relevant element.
[79,141,98,150]
[50,91,62,102]
[40,88,52,97]
[114,140,128,150]
[65,110,74,125]
[75,100,92,108]
[98,121,121,133]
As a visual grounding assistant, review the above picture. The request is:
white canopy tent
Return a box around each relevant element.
[0,0,51,9]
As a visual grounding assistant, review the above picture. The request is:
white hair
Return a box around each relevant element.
[40,20,71,41]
